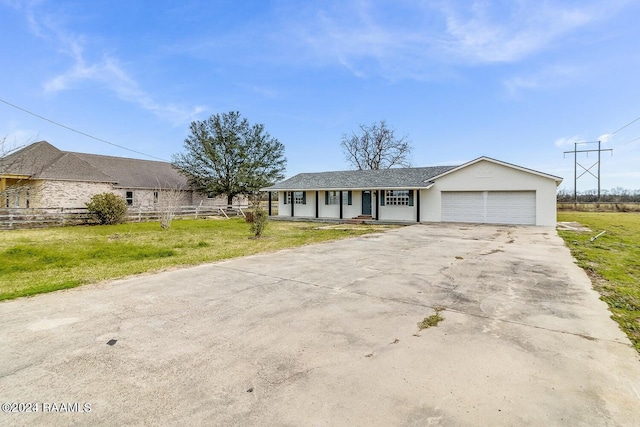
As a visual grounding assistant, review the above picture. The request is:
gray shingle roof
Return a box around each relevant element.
[262,165,459,191]
[72,152,187,189]
[1,141,187,189]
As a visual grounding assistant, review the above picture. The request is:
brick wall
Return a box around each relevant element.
[35,180,116,208]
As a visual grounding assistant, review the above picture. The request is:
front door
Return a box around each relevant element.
[362,191,372,215]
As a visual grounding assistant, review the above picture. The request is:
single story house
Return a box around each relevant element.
[0,141,246,209]
[261,157,563,227]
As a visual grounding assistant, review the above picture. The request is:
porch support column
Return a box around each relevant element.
[416,189,421,223]
[315,191,319,218]
[339,190,343,219]
[0,177,6,192]
[268,191,272,216]
[376,189,380,221]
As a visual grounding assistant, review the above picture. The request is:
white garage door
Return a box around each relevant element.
[442,191,536,225]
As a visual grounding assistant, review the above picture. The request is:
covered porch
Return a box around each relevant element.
[1,174,32,208]
[264,188,427,223]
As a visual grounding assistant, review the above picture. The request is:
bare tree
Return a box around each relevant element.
[341,120,412,170]
[155,180,187,229]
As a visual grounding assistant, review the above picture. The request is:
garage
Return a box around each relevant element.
[441,191,536,225]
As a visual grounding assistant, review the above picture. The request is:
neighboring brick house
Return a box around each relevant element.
[0,141,245,209]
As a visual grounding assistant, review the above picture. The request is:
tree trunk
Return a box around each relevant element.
[227,193,234,206]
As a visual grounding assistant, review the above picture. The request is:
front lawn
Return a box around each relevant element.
[0,219,393,301]
[557,212,640,352]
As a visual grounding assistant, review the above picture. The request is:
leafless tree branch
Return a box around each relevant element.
[340,120,412,170]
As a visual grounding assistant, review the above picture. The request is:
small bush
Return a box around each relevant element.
[249,207,269,238]
[86,193,128,225]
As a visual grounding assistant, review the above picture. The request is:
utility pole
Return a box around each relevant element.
[563,141,613,201]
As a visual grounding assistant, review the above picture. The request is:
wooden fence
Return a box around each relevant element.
[0,205,248,230]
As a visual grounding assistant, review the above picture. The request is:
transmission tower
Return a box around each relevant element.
[563,141,613,201]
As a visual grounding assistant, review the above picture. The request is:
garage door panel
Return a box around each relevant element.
[442,191,535,225]
[441,192,485,223]
[487,191,535,225]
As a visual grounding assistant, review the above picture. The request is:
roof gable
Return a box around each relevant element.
[0,141,65,177]
[429,156,563,183]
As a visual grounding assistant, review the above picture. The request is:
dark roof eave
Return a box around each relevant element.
[261,185,435,191]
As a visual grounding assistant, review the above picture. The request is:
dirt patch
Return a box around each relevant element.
[557,222,592,232]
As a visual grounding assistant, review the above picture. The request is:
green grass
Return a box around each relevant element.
[418,307,445,330]
[0,218,395,301]
[557,212,640,352]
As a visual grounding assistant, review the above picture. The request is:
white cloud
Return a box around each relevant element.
[433,1,596,63]
[13,1,205,125]
[554,135,584,148]
[273,0,624,80]
[503,65,580,95]
[44,52,206,125]
[598,133,613,142]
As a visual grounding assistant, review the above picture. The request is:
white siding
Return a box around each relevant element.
[278,191,315,218]
[279,190,366,219]
[378,205,417,221]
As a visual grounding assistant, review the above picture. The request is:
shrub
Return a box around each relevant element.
[86,193,128,225]
[249,207,269,238]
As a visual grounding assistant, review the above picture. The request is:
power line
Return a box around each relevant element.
[610,114,640,137]
[621,136,640,146]
[0,97,168,162]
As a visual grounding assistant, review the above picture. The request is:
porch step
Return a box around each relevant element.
[344,215,373,224]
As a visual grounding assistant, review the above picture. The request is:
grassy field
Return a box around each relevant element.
[557,212,640,352]
[0,218,394,301]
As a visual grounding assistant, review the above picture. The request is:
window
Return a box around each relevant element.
[26,188,30,209]
[153,191,159,204]
[293,191,306,204]
[342,191,352,205]
[125,191,134,206]
[326,191,352,205]
[283,191,306,205]
[383,190,413,206]
[325,191,340,205]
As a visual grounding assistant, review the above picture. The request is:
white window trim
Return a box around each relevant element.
[385,190,410,206]
[327,191,340,205]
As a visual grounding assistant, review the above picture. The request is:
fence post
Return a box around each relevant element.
[9,212,13,229]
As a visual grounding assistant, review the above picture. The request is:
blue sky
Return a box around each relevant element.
[1,0,640,192]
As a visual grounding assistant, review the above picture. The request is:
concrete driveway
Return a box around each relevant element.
[1,224,639,426]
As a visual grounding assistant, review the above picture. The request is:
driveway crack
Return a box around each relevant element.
[212,264,633,348]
